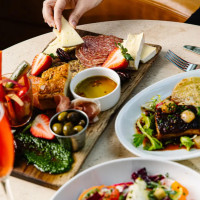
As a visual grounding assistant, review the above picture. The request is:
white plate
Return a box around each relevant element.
[51,158,200,200]
[115,70,200,161]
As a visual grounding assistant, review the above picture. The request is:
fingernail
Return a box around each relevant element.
[71,20,76,28]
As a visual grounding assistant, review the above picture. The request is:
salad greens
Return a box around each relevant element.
[180,136,194,151]
[133,112,162,150]
[142,95,161,112]
[135,117,163,151]
[133,96,164,151]
[197,107,200,116]
[79,168,189,200]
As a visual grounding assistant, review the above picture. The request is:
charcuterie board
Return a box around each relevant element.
[11,30,161,189]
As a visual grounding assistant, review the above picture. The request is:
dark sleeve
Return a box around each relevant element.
[185,7,200,25]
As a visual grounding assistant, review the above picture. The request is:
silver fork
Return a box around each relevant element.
[165,50,200,71]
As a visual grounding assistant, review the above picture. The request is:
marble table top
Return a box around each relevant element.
[1,20,200,200]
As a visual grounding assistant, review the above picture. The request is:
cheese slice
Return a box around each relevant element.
[43,38,64,55]
[123,33,144,70]
[44,16,83,55]
[53,28,60,38]
[141,44,156,63]
[54,16,84,47]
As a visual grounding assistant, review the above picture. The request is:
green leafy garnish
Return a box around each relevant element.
[142,95,162,112]
[180,136,194,151]
[133,134,145,147]
[119,195,126,200]
[117,43,133,61]
[197,107,200,116]
[48,53,57,59]
[141,113,151,129]
[135,120,163,151]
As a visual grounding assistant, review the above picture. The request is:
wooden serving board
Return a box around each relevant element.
[11,30,162,189]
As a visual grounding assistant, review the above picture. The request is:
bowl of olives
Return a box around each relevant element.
[50,109,89,152]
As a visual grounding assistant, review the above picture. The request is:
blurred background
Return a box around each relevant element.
[0,0,199,50]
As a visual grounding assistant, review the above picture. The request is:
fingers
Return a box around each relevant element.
[68,0,103,28]
[68,0,87,28]
[42,0,56,28]
[54,0,67,31]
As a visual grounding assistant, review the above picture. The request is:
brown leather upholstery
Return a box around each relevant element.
[77,0,200,24]
[0,0,199,49]
[1,0,199,25]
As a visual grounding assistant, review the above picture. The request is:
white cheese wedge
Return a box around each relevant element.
[126,178,149,200]
[44,16,84,55]
[53,28,60,39]
[141,44,157,63]
[55,16,84,47]
[123,33,144,70]
[43,38,64,55]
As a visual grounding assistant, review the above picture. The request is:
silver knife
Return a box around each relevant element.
[184,45,200,55]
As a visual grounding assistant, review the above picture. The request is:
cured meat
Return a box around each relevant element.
[54,95,71,113]
[76,35,123,67]
[155,103,200,139]
[71,99,101,123]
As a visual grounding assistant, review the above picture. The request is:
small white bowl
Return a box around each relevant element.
[70,67,121,111]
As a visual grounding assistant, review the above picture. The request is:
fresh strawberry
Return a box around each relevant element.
[30,114,55,140]
[102,47,129,70]
[31,53,52,76]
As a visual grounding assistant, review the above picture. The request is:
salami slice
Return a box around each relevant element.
[76,35,122,67]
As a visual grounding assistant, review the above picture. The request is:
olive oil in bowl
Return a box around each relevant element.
[75,76,117,98]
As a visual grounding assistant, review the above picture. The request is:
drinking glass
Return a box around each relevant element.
[0,103,15,200]
[2,73,33,128]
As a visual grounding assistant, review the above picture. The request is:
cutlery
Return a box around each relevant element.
[184,45,200,55]
[165,50,200,71]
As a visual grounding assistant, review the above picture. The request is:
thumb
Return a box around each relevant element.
[68,10,82,28]
[68,1,88,28]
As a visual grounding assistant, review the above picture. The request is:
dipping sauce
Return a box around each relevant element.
[75,76,117,98]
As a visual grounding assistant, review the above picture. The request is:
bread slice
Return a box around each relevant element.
[31,63,71,110]
[171,77,200,106]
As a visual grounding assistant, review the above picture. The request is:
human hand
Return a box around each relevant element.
[42,0,103,31]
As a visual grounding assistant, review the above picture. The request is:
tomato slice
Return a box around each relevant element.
[110,188,120,200]
[104,187,120,200]
[17,87,28,98]
[23,74,29,90]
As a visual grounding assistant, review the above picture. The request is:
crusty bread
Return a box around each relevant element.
[30,61,89,110]
[30,63,71,110]
[171,77,200,107]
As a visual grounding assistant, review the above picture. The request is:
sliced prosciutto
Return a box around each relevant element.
[54,95,71,113]
[71,99,101,123]
[76,35,123,67]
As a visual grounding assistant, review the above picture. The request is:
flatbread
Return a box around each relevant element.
[171,77,200,106]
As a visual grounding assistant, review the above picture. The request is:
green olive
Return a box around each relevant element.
[73,125,84,133]
[67,112,80,124]
[78,119,86,127]
[52,123,63,135]
[63,122,73,136]
[58,112,68,122]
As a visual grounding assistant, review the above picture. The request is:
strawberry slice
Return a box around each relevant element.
[102,47,129,70]
[31,53,52,76]
[30,114,55,140]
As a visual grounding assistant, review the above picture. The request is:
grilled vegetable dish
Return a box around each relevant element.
[133,77,200,151]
